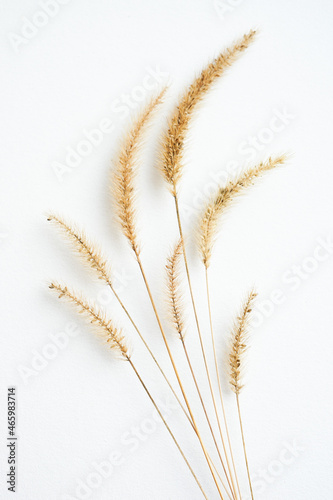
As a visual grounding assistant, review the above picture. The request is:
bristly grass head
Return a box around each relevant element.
[166,239,186,340]
[112,88,167,256]
[49,281,129,359]
[198,154,287,268]
[47,214,113,286]
[160,30,257,195]
[229,289,257,394]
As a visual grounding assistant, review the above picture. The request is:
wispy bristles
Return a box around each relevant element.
[47,214,112,286]
[166,240,186,339]
[49,282,129,358]
[112,88,166,255]
[229,290,257,394]
[160,30,256,193]
[199,154,287,268]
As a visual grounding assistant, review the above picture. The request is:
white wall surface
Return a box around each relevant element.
[1,1,333,499]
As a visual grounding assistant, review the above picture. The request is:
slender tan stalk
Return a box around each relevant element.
[49,282,208,500]
[166,241,235,499]
[112,95,225,499]
[128,357,209,500]
[111,282,227,494]
[198,155,287,268]
[205,268,242,500]
[229,290,257,500]
[175,197,237,500]
[47,214,193,427]
[135,254,226,500]
[236,394,253,500]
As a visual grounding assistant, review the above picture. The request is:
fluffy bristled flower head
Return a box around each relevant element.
[199,155,287,268]
[112,88,166,255]
[49,282,129,359]
[160,30,256,195]
[229,289,257,394]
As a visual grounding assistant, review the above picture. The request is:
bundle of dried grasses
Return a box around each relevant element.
[48,30,288,500]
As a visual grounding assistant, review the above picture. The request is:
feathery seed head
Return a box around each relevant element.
[229,289,257,394]
[49,281,129,359]
[47,214,112,286]
[112,88,167,255]
[199,154,287,268]
[160,30,257,194]
[166,239,186,339]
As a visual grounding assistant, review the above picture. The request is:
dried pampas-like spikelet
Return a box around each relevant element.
[229,290,257,394]
[161,30,256,193]
[49,282,129,359]
[166,239,185,339]
[112,87,167,255]
[199,154,287,268]
[47,214,112,286]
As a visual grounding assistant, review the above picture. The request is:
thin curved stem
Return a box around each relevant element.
[108,281,192,426]
[134,251,225,499]
[127,356,209,499]
[173,193,236,499]
[180,337,234,500]
[108,277,227,491]
[236,394,254,500]
[205,268,242,500]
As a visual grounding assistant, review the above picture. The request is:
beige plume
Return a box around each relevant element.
[229,290,257,394]
[49,282,128,358]
[112,88,167,255]
[166,239,186,339]
[199,154,287,268]
[47,214,112,286]
[161,30,256,193]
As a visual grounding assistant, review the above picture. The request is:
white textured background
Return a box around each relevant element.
[1,0,333,499]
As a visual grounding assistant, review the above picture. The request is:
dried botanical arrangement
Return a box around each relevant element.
[48,30,287,499]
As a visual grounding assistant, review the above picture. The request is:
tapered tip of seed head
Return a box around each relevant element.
[270,152,292,169]
[273,153,287,164]
[45,213,55,222]
[46,213,59,223]
[277,152,293,165]
[235,29,257,49]
[246,28,257,39]
[228,288,258,393]
[48,281,63,295]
